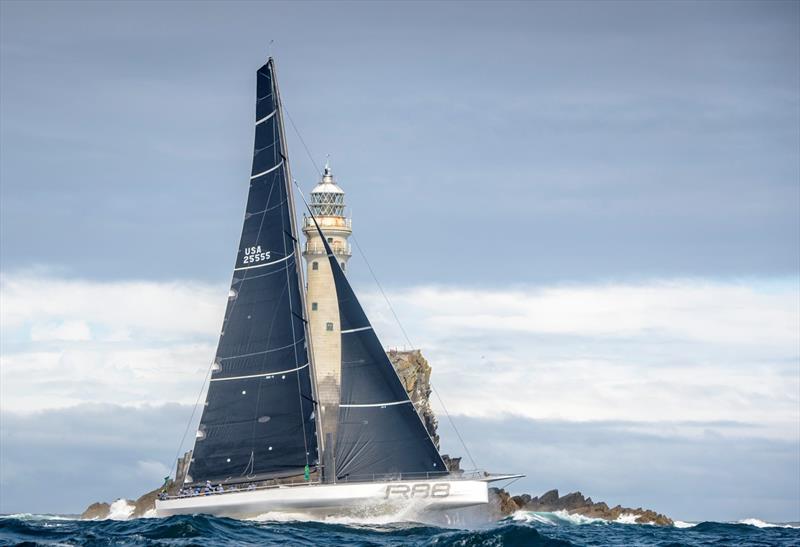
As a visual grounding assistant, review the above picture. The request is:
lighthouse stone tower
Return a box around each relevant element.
[302,163,352,479]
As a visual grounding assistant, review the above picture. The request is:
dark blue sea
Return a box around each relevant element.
[2,512,799,546]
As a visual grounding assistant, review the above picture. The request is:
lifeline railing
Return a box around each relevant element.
[161,469,492,500]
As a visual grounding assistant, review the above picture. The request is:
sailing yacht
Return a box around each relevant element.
[155,58,520,519]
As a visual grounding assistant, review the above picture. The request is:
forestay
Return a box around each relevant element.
[188,59,317,484]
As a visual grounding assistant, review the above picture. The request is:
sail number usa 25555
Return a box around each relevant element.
[242,245,271,264]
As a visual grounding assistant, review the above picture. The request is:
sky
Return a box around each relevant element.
[1,0,798,523]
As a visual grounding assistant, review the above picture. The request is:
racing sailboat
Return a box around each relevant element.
[155,58,519,519]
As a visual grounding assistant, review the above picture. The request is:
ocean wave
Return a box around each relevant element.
[0,513,798,546]
[249,510,426,528]
[427,523,573,547]
[512,510,655,527]
[512,510,607,526]
[106,499,135,521]
[0,513,77,522]
[737,518,800,529]
[248,501,493,530]
[614,512,653,525]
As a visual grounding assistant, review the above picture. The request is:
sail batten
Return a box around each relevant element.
[210,363,310,383]
[340,400,412,408]
[188,59,317,485]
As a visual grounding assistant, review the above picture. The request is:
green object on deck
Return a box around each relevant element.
[304,465,310,481]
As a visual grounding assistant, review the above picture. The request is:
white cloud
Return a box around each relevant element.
[370,281,798,348]
[1,274,797,442]
[30,320,92,342]
[135,459,172,483]
[361,280,800,439]
[1,274,224,340]
[0,345,214,411]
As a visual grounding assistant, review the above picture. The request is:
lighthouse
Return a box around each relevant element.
[302,162,352,480]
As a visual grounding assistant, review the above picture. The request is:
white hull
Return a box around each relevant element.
[155,478,488,519]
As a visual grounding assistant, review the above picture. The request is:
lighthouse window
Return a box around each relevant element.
[327,237,333,243]
[311,302,318,311]
[326,322,334,331]
[312,261,319,271]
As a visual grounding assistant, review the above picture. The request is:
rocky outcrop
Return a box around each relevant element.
[441,455,462,473]
[387,349,439,448]
[131,485,165,517]
[490,488,673,526]
[80,502,110,520]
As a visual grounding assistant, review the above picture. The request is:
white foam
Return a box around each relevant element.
[106,499,134,521]
[0,513,76,521]
[248,511,316,523]
[738,518,800,529]
[673,520,697,528]
[511,510,608,526]
[511,511,558,526]
[615,512,648,525]
[249,507,422,528]
[248,500,478,529]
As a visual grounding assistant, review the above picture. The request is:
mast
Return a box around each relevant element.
[270,57,326,480]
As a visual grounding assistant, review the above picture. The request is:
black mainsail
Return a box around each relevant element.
[188,59,318,484]
[310,222,447,481]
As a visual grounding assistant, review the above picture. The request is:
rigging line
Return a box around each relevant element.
[282,102,322,176]
[176,210,259,479]
[174,112,284,480]
[350,235,479,471]
[172,360,213,475]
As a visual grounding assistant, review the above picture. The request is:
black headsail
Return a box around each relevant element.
[188,59,318,485]
[309,220,446,481]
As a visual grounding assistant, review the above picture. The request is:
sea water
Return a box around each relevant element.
[1,511,798,546]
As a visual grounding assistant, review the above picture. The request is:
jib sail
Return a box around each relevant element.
[310,221,446,481]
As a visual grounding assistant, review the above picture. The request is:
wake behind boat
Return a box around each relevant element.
[155,58,520,519]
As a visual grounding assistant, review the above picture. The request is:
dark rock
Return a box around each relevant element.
[80,502,110,520]
[538,489,559,506]
[556,492,587,510]
[131,485,166,517]
[387,350,439,448]
[505,489,673,526]
[488,488,519,520]
[512,494,531,507]
[441,454,462,473]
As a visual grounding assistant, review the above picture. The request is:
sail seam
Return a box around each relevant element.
[255,109,277,125]
[211,363,309,382]
[340,400,412,408]
[250,159,284,180]
[234,252,294,271]
[340,326,372,334]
